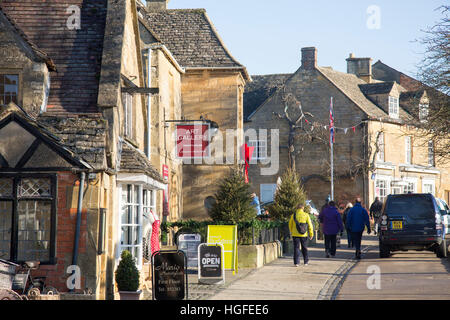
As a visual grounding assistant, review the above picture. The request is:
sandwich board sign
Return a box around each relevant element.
[151,250,188,300]
[207,225,238,274]
[177,233,201,269]
[198,243,225,285]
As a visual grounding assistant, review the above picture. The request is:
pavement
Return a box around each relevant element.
[337,246,450,300]
[182,233,379,300]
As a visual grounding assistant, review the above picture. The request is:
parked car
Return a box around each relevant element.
[378,193,448,258]
[436,198,450,237]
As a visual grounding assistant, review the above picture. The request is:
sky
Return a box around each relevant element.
[164,0,445,77]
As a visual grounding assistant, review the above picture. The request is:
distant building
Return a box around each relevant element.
[245,47,450,208]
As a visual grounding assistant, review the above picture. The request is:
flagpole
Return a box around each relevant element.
[330,97,334,201]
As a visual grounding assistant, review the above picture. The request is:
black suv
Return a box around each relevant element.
[379,193,448,258]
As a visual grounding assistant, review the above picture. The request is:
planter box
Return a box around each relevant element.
[118,290,142,300]
[60,293,96,300]
[238,241,282,269]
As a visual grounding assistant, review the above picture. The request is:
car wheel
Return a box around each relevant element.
[379,240,390,258]
[436,239,448,258]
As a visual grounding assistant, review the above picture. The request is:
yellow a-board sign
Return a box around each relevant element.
[207,225,238,273]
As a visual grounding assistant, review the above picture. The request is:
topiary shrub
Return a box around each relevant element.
[115,250,140,292]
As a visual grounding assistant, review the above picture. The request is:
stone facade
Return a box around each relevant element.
[245,47,450,209]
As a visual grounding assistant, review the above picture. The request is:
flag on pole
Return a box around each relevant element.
[329,98,335,146]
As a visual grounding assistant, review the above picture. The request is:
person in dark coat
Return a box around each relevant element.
[346,198,371,259]
[342,202,354,248]
[319,201,344,258]
[369,197,383,235]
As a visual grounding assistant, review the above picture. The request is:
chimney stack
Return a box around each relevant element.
[346,54,372,83]
[146,0,169,11]
[301,47,317,70]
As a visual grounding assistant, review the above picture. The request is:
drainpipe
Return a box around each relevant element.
[70,172,86,291]
[146,48,152,158]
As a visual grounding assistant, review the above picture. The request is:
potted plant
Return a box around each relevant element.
[115,250,141,300]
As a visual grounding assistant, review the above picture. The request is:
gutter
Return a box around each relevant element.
[70,171,86,292]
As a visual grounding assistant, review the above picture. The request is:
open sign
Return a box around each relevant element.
[198,243,225,285]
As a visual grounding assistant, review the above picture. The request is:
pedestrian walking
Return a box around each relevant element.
[319,201,344,258]
[251,193,261,216]
[342,202,354,248]
[346,198,371,259]
[369,197,383,235]
[289,204,314,266]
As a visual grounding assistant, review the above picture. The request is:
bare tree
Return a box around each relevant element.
[415,5,450,163]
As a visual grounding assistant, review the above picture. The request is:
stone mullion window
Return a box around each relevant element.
[0,74,19,105]
[0,175,56,264]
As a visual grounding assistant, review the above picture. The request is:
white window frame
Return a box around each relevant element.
[388,96,399,119]
[374,176,391,203]
[419,103,429,122]
[405,136,412,164]
[248,140,267,160]
[428,140,435,167]
[422,179,435,196]
[122,92,133,138]
[376,132,385,162]
[402,177,417,194]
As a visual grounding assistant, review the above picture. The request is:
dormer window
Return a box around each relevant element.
[419,103,429,122]
[388,96,399,118]
[0,74,19,105]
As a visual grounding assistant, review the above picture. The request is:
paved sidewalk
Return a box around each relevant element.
[200,234,378,300]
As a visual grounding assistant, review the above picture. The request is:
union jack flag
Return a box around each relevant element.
[330,97,334,146]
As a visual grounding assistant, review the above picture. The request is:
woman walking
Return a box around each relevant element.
[342,202,354,248]
[289,204,314,266]
[319,201,344,258]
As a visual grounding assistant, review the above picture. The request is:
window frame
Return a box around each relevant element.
[422,179,435,196]
[405,136,412,164]
[419,103,429,122]
[0,72,21,106]
[388,96,399,119]
[375,178,390,203]
[248,140,267,160]
[376,132,385,162]
[427,140,435,167]
[0,173,57,264]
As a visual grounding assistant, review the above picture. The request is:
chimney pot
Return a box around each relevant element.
[301,47,317,70]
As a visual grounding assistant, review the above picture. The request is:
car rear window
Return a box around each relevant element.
[384,195,435,219]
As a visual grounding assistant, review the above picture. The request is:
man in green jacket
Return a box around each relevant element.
[289,204,314,266]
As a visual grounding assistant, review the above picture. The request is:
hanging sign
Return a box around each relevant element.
[151,250,188,300]
[198,243,225,285]
[207,225,238,273]
[177,233,202,269]
[176,123,210,159]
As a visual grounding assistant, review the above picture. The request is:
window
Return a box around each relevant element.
[248,140,267,160]
[0,74,19,105]
[402,182,416,194]
[422,180,435,195]
[388,96,399,118]
[405,136,412,164]
[376,132,385,162]
[260,184,277,203]
[0,176,56,263]
[120,184,141,266]
[419,103,429,122]
[428,140,435,167]
[375,179,389,203]
[122,92,133,138]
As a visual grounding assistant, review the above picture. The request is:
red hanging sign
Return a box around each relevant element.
[240,144,254,183]
[176,124,210,159]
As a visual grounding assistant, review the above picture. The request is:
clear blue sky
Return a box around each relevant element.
[164,0,445,77]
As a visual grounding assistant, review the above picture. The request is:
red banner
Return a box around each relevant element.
[176,124,210,159]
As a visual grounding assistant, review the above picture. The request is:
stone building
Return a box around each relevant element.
[0,0,184,299]
[244,47,450,208]
[138,0,251,221]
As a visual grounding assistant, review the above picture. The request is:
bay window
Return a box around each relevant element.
[0,175,56,263]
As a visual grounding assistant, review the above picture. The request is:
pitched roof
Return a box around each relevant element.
[316,67,388,118]
[244,74,291,121]
[0,0,108,114]
[0,7,56,71]
[139,7,249,78]
[119,141,164,183]
[359,82,395,95]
